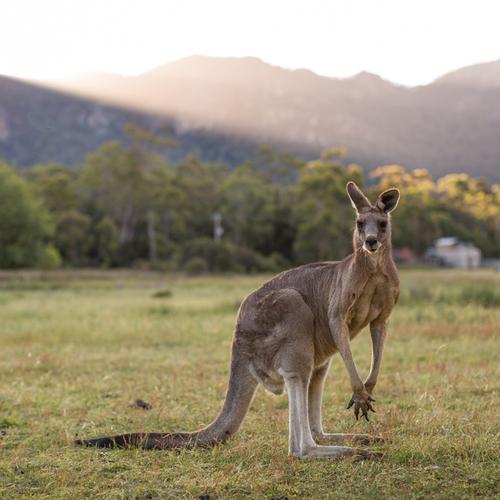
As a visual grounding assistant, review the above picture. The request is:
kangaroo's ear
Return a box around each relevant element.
[346,181,371,212]
[376,188,400,213]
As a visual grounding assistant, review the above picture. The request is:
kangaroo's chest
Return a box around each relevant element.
[347,276,391,335]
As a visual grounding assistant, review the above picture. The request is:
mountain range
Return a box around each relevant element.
[1,56,500,181]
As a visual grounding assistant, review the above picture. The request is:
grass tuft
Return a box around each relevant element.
[151,288,173,299]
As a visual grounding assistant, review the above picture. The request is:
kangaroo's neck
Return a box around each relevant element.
[352,240,394,278]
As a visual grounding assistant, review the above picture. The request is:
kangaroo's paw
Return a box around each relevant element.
[347,392,376,421]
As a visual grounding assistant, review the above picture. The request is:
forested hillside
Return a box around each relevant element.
[0,75,259,168]
[1,138,498,270]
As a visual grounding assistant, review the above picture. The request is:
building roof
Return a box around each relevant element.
[435,237,459,247]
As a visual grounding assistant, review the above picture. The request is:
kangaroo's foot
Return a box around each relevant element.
[312,432,384,446]
[291,444,383,460]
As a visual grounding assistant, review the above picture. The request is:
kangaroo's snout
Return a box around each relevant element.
[364,236,380,253]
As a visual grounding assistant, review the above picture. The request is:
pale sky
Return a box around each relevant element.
[1,0,499,86]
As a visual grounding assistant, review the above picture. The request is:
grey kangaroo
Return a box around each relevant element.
[77,182,400,460]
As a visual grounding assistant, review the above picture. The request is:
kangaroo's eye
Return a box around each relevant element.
[379,221,388,230]
[356,220,364,230]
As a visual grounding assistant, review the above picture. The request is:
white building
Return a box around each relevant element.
[430,237,481,269]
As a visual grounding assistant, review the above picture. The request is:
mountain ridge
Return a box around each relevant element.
[2,56,500,181]
[434,59,500,87]
[0,73,259,168]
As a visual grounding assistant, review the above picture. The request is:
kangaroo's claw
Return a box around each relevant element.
[347,391,376,421]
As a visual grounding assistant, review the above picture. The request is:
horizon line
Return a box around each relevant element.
[3,54,500,89]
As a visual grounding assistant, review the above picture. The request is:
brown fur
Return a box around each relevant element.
[76,182,400,460]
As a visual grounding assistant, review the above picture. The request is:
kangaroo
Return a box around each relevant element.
[76,182,400,460]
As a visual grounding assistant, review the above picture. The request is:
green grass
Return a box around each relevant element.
[0,269,499,498]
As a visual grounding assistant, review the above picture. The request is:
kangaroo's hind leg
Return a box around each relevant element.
[269,290,381,460]
[308,362,384,446]
[283,365,381,460]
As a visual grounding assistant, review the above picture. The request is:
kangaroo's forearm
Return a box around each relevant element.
[330,320,364,393]
[364,321,387,393]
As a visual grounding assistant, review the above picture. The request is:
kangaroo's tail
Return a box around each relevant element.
[75,340,257,450]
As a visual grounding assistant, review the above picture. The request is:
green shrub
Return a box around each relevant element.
[173,238,234,272]
[152,288,173,299]
[184,256,209,275]
[258,252,290,272]
[173,237,287,273]
[37,245,62,270]
[0,162,55,268]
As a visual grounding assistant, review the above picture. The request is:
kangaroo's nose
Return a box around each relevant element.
[365,236,378,249]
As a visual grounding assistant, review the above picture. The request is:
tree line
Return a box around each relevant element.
[0,126,499,271]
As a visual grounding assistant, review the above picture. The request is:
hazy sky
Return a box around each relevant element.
[2,0,499,85]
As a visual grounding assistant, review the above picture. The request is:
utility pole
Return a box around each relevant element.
[211,212,224,242]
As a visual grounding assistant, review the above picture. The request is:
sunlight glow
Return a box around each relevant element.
[1,0,499,85]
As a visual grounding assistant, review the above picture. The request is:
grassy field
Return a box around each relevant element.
[0,269,499,499]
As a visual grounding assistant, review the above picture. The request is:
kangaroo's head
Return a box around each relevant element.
[346,181,400,254]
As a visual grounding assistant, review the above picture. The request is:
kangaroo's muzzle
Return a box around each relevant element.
[363,236,380,253]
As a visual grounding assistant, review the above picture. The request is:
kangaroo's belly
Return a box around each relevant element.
[347,280,387,335]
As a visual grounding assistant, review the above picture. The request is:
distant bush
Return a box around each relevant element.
[184,256,209,275]
[172,237,283,273]
[152,288,173,298]
[54,210,92,266]
[94,216,119,267]
[38,245,62,270]
[259,252,290,273]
